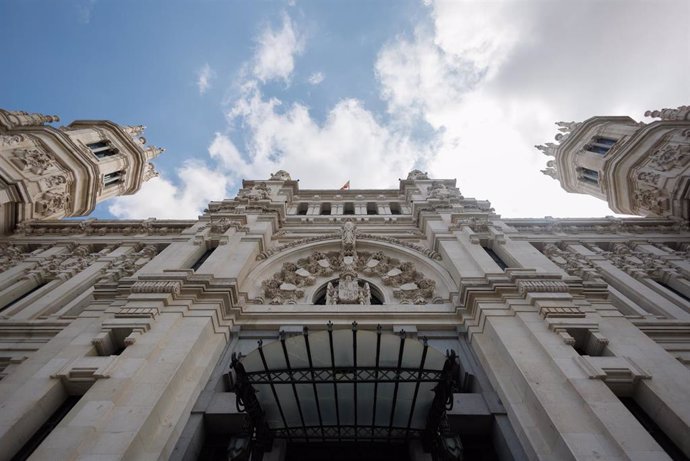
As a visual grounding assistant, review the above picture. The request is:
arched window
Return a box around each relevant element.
[366,202,378,215]
[320,202,331,215]
[296,203,308,215]
[390,202,401,215]
[343,202,355,215]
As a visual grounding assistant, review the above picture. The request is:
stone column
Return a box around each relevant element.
[0,316,102,460]
[470,302,671,460]
[31,312,228,460]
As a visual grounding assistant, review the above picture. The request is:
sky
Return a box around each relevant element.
[1,0,688,220]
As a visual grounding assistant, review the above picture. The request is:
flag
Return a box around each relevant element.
[340,180,350,190]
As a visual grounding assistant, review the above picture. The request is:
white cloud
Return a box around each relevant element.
[252,13,304,83]
[108,162,228,219]
[374,0,690,217]
[224,84,433,189]
[196,63,215,95]
[307,72,324,85]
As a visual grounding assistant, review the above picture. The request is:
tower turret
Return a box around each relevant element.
[538,105,690,221]
[0,108,163,233]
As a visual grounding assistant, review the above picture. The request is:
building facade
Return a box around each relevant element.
[0,108,689,461]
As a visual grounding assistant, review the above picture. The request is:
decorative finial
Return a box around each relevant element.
[644,106,690,121]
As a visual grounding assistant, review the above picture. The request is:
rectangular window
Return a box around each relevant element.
[366,202,378,215]
[296,203,308,215]
[87,141,118,159]
[579,168,599,184]
[585,137,616,155]
[104,171,124,187]
[343,202,354,215]
[390,202,401,215]
[320,203,331,215]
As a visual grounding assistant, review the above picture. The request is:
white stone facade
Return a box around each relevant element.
[0,113,688,460]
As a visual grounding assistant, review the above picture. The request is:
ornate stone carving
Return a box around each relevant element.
[0,134,24,147]
[646,143,690,172]
[40,174,68,190]
[2,110,59,127]
[32,246,97,281]
[131,280,182,295]
[406,169,429,180]
[239,183,271,201]
[637,171,660,186]
[555,121,582,133]
[96,245,158,284]
[262,261,315,304]
[535,143,557,157]
[121,125,146,136]
[269,170,292,181]
[142,163,159,182]
[35,191,70,216]
[261,241,438,305]
[516,279,569,294]
[633,188,667,214]
[11,148,57,175]
[427,181,461,201]
[0,244,28,272]
[325,272,371,305]
[644,105,690,121]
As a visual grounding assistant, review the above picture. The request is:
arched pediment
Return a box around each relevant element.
[242,224,455,305]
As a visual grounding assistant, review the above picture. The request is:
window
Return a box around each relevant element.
[390,202,401,215]
[296,203,308,215]
[320,203,331,215]
[366,202,378,215]
[87,141,118,159]
[104,171,124,187]
[584,137,616,155]
[578,167,599,185]
[343,202,355,215]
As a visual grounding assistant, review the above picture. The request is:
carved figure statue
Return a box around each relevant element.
[407,169,430,180]
[142,163,159,181]
[341,221,357,254]
[359,282,371,305]
[338,274,359,303]
[11,148,56,175]
[241,183,271,201]
[269,170,292,181]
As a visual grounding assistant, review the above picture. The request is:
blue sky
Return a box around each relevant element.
[1,0,689,219]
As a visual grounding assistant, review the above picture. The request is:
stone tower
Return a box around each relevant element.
[0,109,163,234]
[538,105,690,221]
